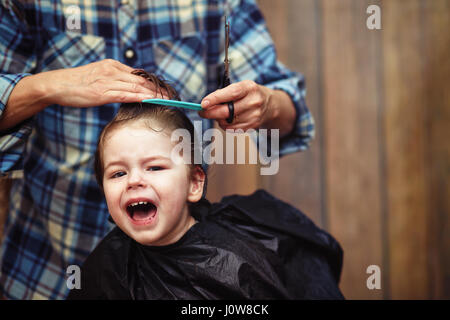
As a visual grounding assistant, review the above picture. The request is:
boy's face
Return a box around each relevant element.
[102,122,203,246]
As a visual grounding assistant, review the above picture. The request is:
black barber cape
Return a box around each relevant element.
[67,190,344,300]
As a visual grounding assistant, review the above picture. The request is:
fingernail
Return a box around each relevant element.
[202,100,210,108]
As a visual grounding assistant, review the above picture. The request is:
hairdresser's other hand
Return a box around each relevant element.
[198,80,296,137]
[41,59,166,108]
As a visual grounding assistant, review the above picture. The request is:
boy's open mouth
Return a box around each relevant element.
[126,201,157,222]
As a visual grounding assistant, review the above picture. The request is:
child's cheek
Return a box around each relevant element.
[104,184,121,213]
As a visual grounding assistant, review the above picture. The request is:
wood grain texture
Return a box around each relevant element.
[322,0,384,299]
[258,0,325,228]
[382,0,431,299]
[205,126,261,202]
[418,0,450,298]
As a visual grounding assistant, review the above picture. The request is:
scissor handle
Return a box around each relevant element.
[226,102,235,124]
[222,74,234,123]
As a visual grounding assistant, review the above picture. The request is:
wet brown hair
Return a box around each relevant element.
[94,70,206,193]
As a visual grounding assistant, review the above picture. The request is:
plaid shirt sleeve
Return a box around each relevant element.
[0,3,37,177]
[226,0,315,155]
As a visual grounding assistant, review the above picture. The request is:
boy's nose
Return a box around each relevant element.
[127,170,147,189]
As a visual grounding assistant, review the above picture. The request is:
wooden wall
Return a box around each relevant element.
[0,0,448,299]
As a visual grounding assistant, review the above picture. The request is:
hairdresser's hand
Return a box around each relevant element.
[0,59,166,131]
[198,80,296,138]
[41,59,165,107]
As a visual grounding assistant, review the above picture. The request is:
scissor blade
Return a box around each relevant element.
[224,16,230,76]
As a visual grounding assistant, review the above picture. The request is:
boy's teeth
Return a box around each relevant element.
[130,201,149,207]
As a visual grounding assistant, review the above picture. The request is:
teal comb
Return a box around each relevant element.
[142,99,203,111]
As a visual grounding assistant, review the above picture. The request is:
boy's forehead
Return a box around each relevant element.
[105,121,169,142]
[104,126,165,148]
[103,124,173,155]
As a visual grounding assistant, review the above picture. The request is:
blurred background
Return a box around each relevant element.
[0,0,449,299]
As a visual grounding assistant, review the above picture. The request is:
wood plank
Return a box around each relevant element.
[205,126,261,202]
[382,0,430,299]
[257,0,289,63]
[322,0,384,299]
[258,0,325,227]
[421,0,450,299]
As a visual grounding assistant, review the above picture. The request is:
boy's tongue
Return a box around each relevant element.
[133,209,152,221]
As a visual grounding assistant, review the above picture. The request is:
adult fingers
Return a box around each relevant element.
[199,96,256,121]
[216,108,257,130]
[114,74,174,98]
[101,80,156,96]
[104,80,171,100]
[97,60,172,96]
[114,72,151,85]
[198,103,231,120]
[109,59,135,73]
[201,82,250,109]
[102,90,156,104]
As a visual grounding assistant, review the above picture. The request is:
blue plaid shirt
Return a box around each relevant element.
[0,0,314,299]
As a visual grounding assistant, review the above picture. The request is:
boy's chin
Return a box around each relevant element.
[126,230,159,246]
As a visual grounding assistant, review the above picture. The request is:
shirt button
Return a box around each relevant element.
[124,48,135,60]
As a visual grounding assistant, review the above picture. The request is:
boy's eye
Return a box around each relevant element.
[111,171,126,178]
[147,166,164,171]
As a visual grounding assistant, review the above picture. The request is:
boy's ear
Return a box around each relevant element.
[187,166,205,203]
